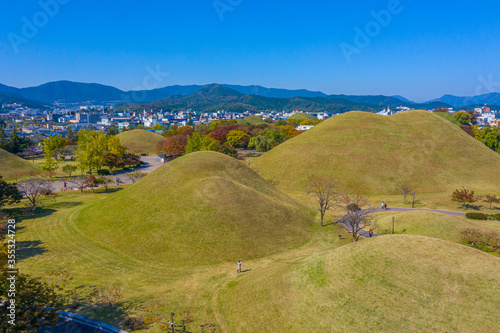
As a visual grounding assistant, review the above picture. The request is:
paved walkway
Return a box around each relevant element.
[340,207,466,239]
[49,156,164,192]
[39,311,128,333]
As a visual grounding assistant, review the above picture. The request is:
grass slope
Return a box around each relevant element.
[238,115,265,125]
[219,235,500,332]
[75,151,313,266]
[434,111,461,125]
[373,210,500,243]
[289,112,317,121]
[117,129,165,154]
[253,110,500,195]
[0,148,40,179]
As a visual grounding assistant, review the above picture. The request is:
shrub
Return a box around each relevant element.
[461,228,500,253]
[97,169,110,176]
[465,212,487,220]
[490,213,500,221]
[140,153,147,156]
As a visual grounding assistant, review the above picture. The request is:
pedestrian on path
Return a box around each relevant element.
[369,229,373,237]
[237,261,242,274]
[381,202,385,210]
[63,181,67,190]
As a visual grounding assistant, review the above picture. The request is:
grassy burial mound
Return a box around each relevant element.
[0,148,40,179]
[253,110,500,195]
[289,112,317,121]
[237,115,266,125]
[75,151,313,266]
[219,235,500,332]
[116,129,165,154]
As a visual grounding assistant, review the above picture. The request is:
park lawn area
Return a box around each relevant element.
[11,187,350,331]
[371,210,500,243]
[218,235,500,332]
[0,148,41,180]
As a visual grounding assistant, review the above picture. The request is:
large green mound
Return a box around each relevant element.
[237,115,265,125]
[219,235,500,332]
[117,129,165,154]
[0,148,40,179]
[253,110,500,194]
[75,151,313,265]
[289,112,317,121]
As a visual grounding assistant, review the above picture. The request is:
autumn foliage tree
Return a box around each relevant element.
[306,176,338,227]
[156,135,188,156]
[483,194,500,209]
[451,187,478,208]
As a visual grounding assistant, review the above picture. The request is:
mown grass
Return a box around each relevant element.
[0,148,40,179]
[252,111,500,198]
[372,210,500,243]
[218,235,500,332]
[117,129,166,154]
[434,111,461,126]
[75,151,315,266]
[289,112,317,121]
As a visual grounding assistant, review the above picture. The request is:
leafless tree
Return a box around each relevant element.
[397,184,413,204]
[128,171,147,183]
[69,177,87,193]
[306,176,339,227]
[90,285,123,310]
[338,192,375,241]
[17,178,52,210]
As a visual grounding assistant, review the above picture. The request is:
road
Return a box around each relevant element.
[49,156,164,191]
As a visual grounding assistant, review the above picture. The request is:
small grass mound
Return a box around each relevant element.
[116,129,165,154]
[0,148,40,179]
[289,112,317,121]
[219,235,500,332]
[237,115,265,125]
[75,151,313,266]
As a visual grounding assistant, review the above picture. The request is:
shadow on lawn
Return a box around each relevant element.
[16,240,47,261]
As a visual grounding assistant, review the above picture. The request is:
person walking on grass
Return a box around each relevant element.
[237,261,242,274]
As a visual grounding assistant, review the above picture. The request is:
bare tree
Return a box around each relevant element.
[397,184,413,204]
[128,171,147,183]
[90,285,123,310]
[17,178,52,210]
[338,193,375,241]
[306,176,339,227]
[69,177,87,193]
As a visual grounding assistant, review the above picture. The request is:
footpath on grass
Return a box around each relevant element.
[340,207,467,238]
[49,156,164,192]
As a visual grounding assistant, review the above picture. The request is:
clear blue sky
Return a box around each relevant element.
[0,0,499,102]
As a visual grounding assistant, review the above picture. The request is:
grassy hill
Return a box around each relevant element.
[0,148,40,179]
[238,115,266,125]
[289,112,317,121]
[75,151,313,266]
[252,110,500,195]
[219,235,500,332]
[434,111,461,125]
[116,129,165,154]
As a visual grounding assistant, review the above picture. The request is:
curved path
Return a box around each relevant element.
[39,311,128,333]
[340,207,466,239]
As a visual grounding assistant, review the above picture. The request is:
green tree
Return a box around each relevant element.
[106,124,119,136]
[226,130,249,147]
[185,132,219,154]
[0,176,22,211]
[248,135,273,152]
[66,127,79,144]
[0,128,7,150]
[43,136,66,159]
[62,164,77,178]
[41,151,59,177]
[454,111,473,125]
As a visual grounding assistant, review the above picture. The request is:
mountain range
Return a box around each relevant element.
[0,80,498,111]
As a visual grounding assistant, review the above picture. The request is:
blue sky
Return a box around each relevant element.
[0,0,499,102]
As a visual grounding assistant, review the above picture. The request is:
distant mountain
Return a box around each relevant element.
[392,95,414,103]
[0,91,50,109]
[121,84,381,113]
[327,94,413,108]
[428,92,500,107]
[223,84,328,98]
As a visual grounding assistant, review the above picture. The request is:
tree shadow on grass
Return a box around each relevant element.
[16,240,47,261]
